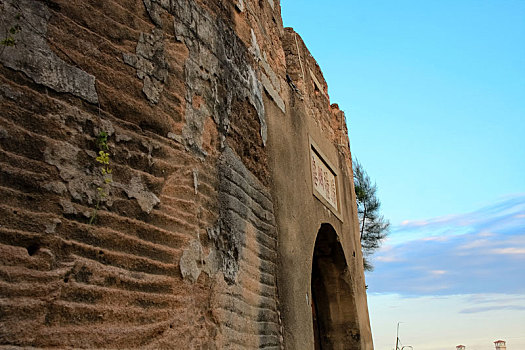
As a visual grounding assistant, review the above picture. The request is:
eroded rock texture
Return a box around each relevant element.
[0,0,98,103]
[0,0,284,348]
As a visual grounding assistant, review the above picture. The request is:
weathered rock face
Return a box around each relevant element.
[0,0,372,349]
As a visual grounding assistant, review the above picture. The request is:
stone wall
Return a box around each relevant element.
[0,0,372,349]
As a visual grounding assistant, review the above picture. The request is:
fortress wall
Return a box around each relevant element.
[0,0,372,349]
[262,27,373,349]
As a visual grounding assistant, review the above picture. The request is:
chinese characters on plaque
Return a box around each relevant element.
[311,150,338,211]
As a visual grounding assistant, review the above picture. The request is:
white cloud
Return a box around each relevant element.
[457,238,492,250]
[376,255,403,262]
[459,305,525,313]
[420,236,450,242]
[490,248,525,256]
[478,231,496,237]
[430,270,447,276]
[399,214,460,229]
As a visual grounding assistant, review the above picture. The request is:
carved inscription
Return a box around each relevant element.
[311,149,338,211]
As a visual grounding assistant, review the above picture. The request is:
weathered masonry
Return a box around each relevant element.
[0,0,373,349]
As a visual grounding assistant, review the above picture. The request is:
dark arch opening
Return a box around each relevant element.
[311,224,361,350]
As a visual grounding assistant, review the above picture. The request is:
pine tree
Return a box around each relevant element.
[353,159,390,271]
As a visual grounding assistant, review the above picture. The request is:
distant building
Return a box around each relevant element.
[456,345,466,350]
[494,340,507,350]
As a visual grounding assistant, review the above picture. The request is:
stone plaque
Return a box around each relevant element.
[311,148,338,211]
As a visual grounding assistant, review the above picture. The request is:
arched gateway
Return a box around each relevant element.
[311,224,362,350]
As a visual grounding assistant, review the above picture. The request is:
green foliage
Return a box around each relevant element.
[353,159,390,271]
[1,36,16,47]
[89,131,113,225]
[97,131,109,150]
[1,16,21,47]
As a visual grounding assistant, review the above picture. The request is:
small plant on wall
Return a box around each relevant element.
[1,13,21,48]
[89,131,112,224]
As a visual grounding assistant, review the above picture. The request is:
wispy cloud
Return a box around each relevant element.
[459,305,525,314]
[376,255,402,262]
[464,293,525,305]
[430,270,447,276]
[490,247,525,256]
[366,194,525,296]
[458,294,525,313]
[387,194,525,245]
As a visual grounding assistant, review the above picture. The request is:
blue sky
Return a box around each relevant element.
[280,1,525,349]
[369,194,525,296]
